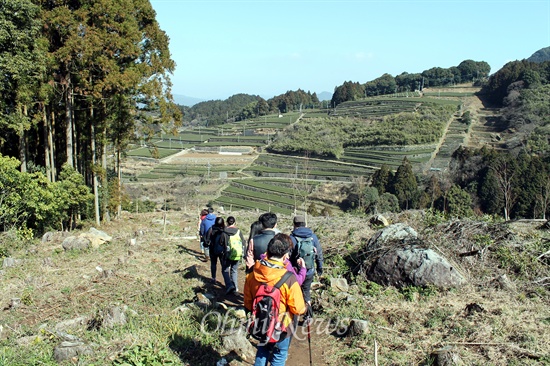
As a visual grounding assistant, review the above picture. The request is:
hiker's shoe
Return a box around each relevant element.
[211,278,216,284]
[225,286,236,295]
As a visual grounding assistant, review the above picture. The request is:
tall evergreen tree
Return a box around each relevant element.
[0,0,47,172]
[371,164,392,194]
[391,157,418,210]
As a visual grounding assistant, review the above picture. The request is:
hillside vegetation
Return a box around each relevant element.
[0,210,548,365]
[270,103,458,158]
[1,3,550,365]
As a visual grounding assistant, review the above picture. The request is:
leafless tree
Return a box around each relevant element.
[490,159,516,221]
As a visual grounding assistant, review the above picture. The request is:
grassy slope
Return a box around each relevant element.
[0,211,548,365]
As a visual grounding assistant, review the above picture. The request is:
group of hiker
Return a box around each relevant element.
[197,208,324,366]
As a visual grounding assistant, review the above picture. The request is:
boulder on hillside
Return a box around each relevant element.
[88,227,112,244]
[53,341,93,362]
[221,329,256,362]
[367,246,466,289]
[361,223,465,289]
[363,223,419,255]
[62,236,91,251]
[41,231,70,244]
[80,228,112,249]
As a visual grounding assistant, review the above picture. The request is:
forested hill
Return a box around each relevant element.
[329,60,490,107]
[179,49,549,128]
[181,89,320,126]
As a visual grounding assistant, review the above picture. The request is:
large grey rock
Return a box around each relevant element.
[53,341,93,362]
[42,231,70,244]
[88,227,112,242]
[347,319,369,337]
[368,246,466,289]
[221,329,256,362]
[82,228,112,248]
[62,236,91,251]
[364,223,419,255]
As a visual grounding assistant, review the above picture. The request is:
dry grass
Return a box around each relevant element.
[0,210,548,365]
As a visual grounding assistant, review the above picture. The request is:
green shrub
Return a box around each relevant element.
[423,208,447,227]
[113,342,179,365]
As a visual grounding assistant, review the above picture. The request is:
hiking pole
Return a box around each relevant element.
[306,303,313,366]
[307,317,313,366]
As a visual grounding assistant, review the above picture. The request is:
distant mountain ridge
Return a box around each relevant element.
[174,91,332,106]
[527,46,550,63]
[317,91,333,101]
[172,94,204,107]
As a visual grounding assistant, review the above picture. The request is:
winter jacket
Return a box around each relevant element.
[244,258,306,329]
[290,227,324,276]
[245,229,276,269]
[199,213,216,239]
[206,225,225,254]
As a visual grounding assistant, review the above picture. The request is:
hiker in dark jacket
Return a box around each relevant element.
[289,215,323,304]
[206,216,225,284]
[245,212,278,272]
[199,208,216,258]
[223,216,246,294]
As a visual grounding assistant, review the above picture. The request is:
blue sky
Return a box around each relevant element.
[150,0,550,101]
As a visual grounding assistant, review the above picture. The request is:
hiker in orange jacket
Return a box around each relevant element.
[244,236,307,366]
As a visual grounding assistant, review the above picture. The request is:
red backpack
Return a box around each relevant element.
[247,271,293,345]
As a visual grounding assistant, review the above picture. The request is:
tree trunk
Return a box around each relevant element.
[42,103,51,181]
[90,104,101,226]
[64,73,74,168]
[72,90,78,172]
[49,105,56,181]
[102,124,109,222]
[117,148,122,219]
[19,105,28,173]
[19,132,27,173]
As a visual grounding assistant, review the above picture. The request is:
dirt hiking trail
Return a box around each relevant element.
[179,235,331,365]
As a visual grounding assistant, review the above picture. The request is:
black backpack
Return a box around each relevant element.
[211,229,227,255]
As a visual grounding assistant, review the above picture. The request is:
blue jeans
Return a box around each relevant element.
[222,259,239,291]
[254,336,291,366]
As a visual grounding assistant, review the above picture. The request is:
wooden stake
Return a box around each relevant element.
[374,339,378,366]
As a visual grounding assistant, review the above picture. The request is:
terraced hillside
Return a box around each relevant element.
[330,98,420,118]
[213,179,313,214]
[245,153,374,180]
[124,87,490,214]
[341,146,434,170]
